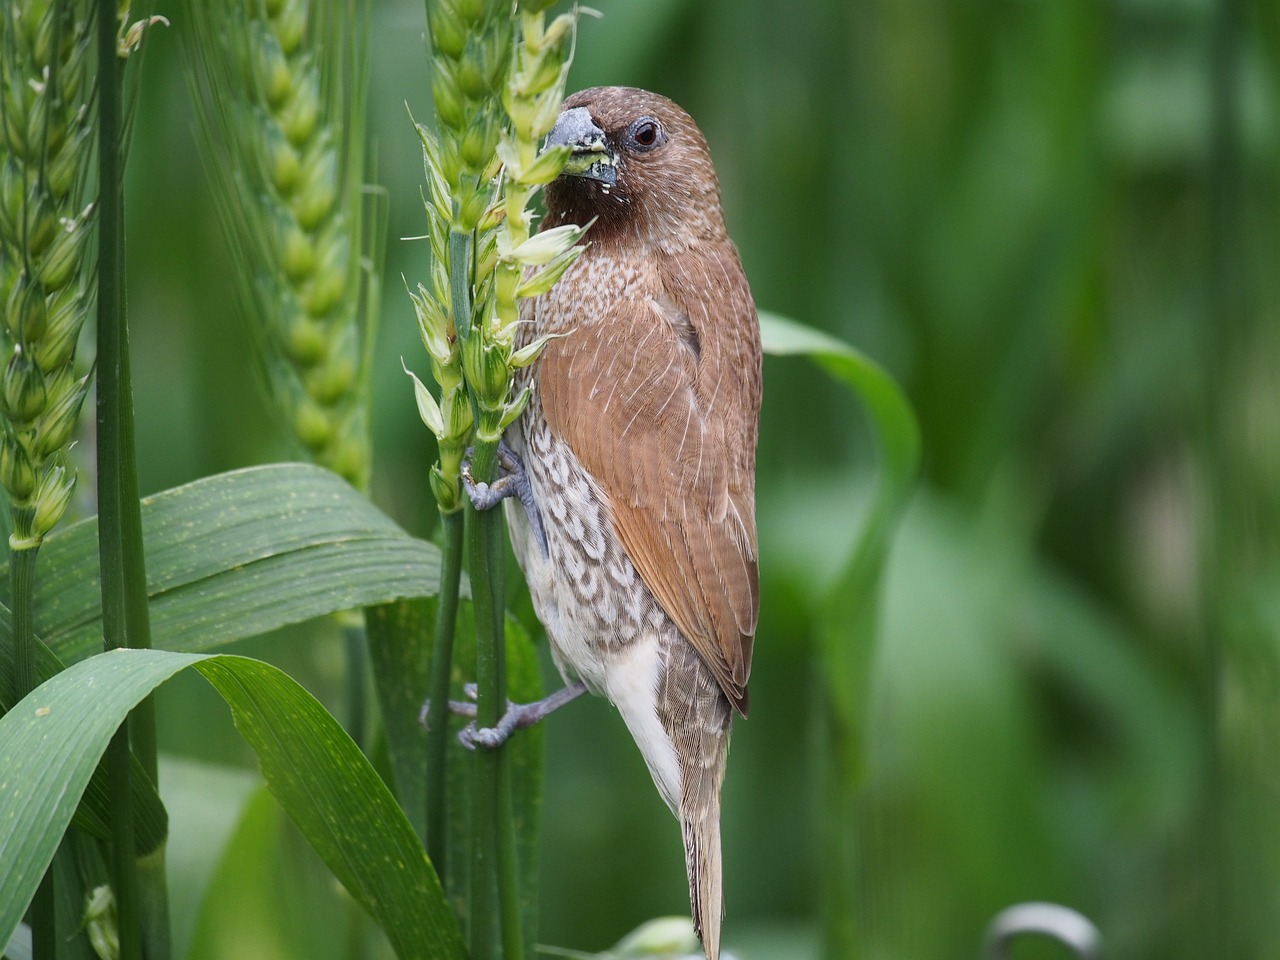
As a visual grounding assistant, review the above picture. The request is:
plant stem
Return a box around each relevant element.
[10,543,38,703]
[119,342,158,782]
[425,508,464,873]
[465,433,522,960]
[96,2,167,956]
[495,743,524,960]
[10,544,57,960]
[465,466,499,960]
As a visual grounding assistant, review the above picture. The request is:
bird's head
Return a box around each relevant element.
[543,87,727,251]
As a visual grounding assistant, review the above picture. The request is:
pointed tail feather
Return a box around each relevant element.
[654,638,735,960]
[675,665,732,959]
[682,797,724,960]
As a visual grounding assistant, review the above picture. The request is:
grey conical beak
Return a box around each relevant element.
[546,106,617,185]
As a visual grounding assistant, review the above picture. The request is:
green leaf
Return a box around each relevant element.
[185,784,391,960]
[0,648,466,960]
[759,311,920,733]
[0,464,442,663]
[0,606,168,856]
[759,311,920,958]
[0,464,435,867]
[365,597,435,842]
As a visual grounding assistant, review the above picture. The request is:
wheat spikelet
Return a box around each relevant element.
[188,0,384,491]
[0,0,97,548]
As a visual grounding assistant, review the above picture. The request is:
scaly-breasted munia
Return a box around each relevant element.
[467,86,760,960]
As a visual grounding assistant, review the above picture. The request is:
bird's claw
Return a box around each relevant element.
[460,440,549,557]
[458,718,517,751]
[418,695,481,731]
[454,682,589,749]
[461,440,519,511]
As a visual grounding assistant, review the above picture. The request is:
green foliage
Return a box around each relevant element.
[186,0,383,489]
[0,0,95,549]
[0,464,442,664]
[0,648,464,959]
[2,0,1274,958]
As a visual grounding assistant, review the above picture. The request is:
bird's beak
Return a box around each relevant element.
[546,106,618,186]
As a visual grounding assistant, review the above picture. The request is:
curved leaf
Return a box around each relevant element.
[0,606,169,856]
[0,464,442,663]
[0,648,465,960]
[759,311,920,957]
[759,311,920,725]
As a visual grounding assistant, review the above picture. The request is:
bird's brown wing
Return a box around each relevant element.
[537,244,761,714]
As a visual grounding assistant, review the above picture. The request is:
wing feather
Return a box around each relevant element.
[537,243,761,713]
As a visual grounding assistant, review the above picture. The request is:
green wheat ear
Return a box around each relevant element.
[187,0,386,493]
[410,1,584,514]
[0,0,97,549]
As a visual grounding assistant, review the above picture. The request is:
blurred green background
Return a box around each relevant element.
[113,0,1278,957]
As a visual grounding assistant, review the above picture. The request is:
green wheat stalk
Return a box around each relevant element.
[186,0,385,493]
[0,0,97,558]
[412,3,584,958]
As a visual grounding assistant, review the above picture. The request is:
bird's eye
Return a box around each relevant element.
[627,117,663,152]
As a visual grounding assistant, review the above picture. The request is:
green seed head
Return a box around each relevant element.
[299,256,347,318]
[27,89,67,161]
[271,0,308,57]
[324,424,369,489]
[280,66,321,147]
[81,886,119,960]
[278,211,315,281]
[34,374,88,458]
[455,0,492,29]
[253,27,293,109]
[443,382,473,441]
[23,191,58,259]
[429,4,467,60]
[282,302,328,366]
[38,214,91,292]
[20,1,55,60]
[0,434,37,503]
[260,119,302,195]
[429,463,459,514]
[31,461,75,541]
[5,275,48,343]
[33,285,84,371]
[1,83,29,161]
[460,117,499,171]
[0,161,25,242]
[292,143,337,229]
[46,126,89,200]
[3,349,49,424]
[431,68,466,133]
[305,324,356,404]
[455,37,496,101]
[58,36,90,103]
[293,395,335,450]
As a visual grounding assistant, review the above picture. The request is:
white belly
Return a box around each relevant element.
[505,417,683,812]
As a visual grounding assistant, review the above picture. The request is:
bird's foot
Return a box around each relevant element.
[460,440,524,510]
[418,683,482,730]
[457,681,588,751]
[461,440,549,557]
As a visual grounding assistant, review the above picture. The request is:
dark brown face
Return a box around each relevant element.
[543,87,726,248]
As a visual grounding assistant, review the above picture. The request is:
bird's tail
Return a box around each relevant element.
[661,643,733,960]
[681,780,725,960]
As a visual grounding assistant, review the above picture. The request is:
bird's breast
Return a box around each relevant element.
[507,393,669,691]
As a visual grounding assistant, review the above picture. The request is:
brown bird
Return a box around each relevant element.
[466,86,761,960]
